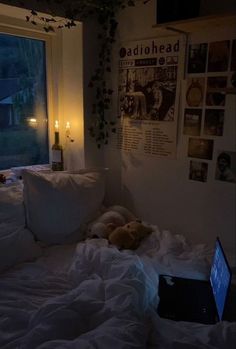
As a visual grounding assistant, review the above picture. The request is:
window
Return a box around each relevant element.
[0,3,84,171]
[0,32,49,170]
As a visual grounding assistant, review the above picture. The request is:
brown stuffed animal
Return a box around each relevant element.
[108,220,152,250]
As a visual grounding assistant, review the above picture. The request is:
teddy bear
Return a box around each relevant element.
[108,220,152,250]
[105,205,136,222]
[87,205,137,240]
[87,210,126,239]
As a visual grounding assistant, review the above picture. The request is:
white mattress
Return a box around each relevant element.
[0,227,235,349]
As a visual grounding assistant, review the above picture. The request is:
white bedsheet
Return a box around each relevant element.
[0,227,235,349]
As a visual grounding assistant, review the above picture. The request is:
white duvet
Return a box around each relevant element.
[0,229,235,349]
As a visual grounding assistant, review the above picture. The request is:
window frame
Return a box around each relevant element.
[0,3,85,169]
[0,21,55,166]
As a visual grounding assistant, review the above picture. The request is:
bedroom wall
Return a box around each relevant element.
[83,17,105,170]
[102,0,236,265]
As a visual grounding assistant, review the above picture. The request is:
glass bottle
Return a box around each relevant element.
[51,130,63,171]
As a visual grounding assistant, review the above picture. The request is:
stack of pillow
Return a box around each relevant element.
[23,169,106,244]
[0,168,106,273]
[0,181,41,273]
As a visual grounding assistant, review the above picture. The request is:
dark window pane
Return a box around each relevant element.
[0,33,48,170]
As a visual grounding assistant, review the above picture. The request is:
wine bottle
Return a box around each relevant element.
[51,131,64,171]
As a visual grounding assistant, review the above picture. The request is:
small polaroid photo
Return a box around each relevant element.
[206,76,227,107]
[189,160,208,182]
[204,109,224,136]
[183,109,202,136]
[186,77,205,108]
[188,137,214,160]
[207,40,230,72]
[215,151,236,183]
[187,43,208,74]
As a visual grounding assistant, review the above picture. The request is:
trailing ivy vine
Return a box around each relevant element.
[7,0,150,148]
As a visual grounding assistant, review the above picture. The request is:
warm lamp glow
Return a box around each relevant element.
[27,117,37,128]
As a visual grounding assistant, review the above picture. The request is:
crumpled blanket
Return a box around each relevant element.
[0,226,235,349]
[0,242,155,349]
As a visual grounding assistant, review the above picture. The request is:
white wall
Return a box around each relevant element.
[102,0,236,265]
[82,17,105,169]
[58,26,85,170]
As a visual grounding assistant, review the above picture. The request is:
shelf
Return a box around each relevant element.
[152,12,236,35]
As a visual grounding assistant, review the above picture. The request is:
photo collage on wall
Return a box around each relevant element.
[184,39,236,183]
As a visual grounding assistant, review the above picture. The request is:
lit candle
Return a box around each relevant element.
[66,121,70,130]
[65,121,74,142]
[55,120,59,131]
[66,121,70,137]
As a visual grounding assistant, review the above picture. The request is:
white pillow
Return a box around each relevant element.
[0,183,42,273]
[22,170,105,245]
[0,182,24,225]
[0,227,42,273]
[11,164,51,178]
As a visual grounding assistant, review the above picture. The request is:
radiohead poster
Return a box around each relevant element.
[117,36,183,158]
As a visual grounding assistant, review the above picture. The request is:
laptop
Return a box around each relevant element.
[157,237,233,324]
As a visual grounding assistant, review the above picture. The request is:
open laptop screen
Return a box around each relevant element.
[210,238,231,320]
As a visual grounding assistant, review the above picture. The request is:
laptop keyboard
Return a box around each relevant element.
[158,276,218,324]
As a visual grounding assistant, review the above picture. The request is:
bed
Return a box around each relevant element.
[0,168,235,349]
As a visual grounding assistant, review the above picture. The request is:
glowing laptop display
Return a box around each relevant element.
[157,237,232,324]
[210,238,231,320]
